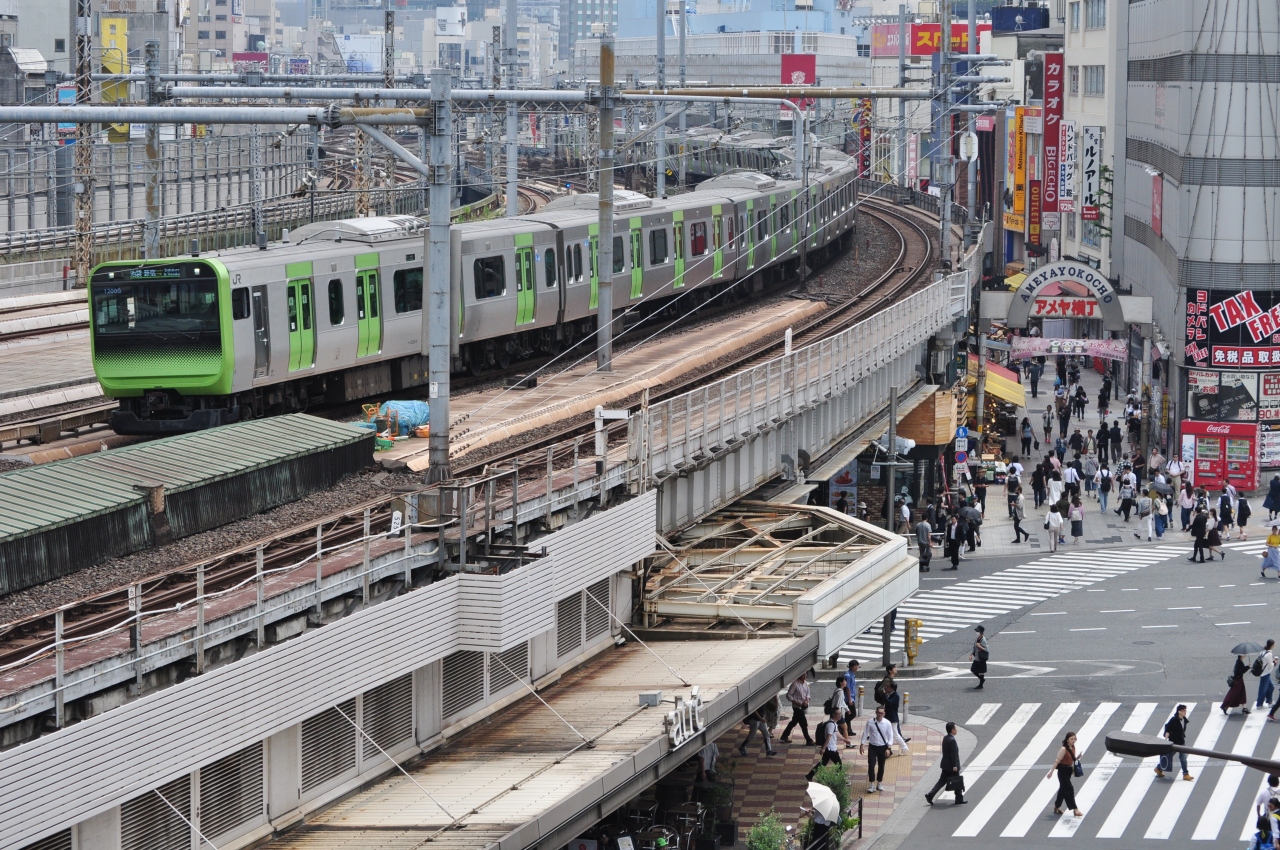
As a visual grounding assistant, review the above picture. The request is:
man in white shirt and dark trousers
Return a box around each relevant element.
[780,673,814,746]
[806,708,851,781]
[860,705,908,792]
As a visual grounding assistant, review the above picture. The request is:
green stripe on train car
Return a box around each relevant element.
[629,216,643,299]
[712,204,723,278]
[673,209,685,289]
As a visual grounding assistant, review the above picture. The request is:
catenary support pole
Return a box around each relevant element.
[897,4,907,186]
[938,0,954,270]
[975,334,987,440]
[426,69,452,481]
[504,0,517,216]
[596,36,616,373]
[143,40,161,258]
[885,385,898,532]
[966,0,978,236]
[250,128,264,238]
[73,0,93,286]
[383,8,396,209]
[655,0,666,199]
[677,0,687,188]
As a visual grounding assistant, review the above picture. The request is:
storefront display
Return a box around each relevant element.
[1180,420,1259,491]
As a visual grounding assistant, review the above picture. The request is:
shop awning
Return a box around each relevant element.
[1003,271,1028,290]
[967,353,1027,408]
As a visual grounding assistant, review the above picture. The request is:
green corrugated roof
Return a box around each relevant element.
[0,415,370,541]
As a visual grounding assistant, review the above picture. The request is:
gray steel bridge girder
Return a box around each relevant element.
[654,344,926,535]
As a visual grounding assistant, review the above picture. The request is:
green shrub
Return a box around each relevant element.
[745,810,787,850]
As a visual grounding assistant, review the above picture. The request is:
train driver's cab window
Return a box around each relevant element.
[231,287,250,320]
[690,222,707,256]
[613,235,625,273]
[393,268,423,312]
[474,256,506,299]
[328,279,344,325]
[649,228,668,265]
[545,247,558,288]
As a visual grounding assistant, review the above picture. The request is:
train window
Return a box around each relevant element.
[712,217,722,251]
[691,222,707,256]
[300,283,313,330]
[573,244,583,281]
[473,256,506,299]
[649,229,668,265]
[779,203,790,231]
[544,248,557,288]
[756,210,767,241]
[368,273,379,318]
[231,287,250,320]
[328,279,344,325]
[393,268,423,312]
[613,236,625,273]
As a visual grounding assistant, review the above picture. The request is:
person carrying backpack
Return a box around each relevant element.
[1095,463,1112,513]
[806,707,851,781]
[1256,639,1277,710]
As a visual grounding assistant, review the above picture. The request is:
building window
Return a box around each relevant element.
[1067,211,1077,241]
[215,30,226,39]
[197,29,210,39]
[1084,65,1105,95]
[1069,1,1080,30]
[215,13,226,20]
[1082,218,1103,248]
[54,38,66,53]
[1069,65,1080,95]
[1085,0,1106,28]
[857,43,870,57]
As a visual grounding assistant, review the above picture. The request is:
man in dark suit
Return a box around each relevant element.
[925,722,967,805]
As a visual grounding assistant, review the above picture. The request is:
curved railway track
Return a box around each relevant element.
[0,193,941,672]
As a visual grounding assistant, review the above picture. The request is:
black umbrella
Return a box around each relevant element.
[1231,642,1266,655]
[1150,480,1175,496]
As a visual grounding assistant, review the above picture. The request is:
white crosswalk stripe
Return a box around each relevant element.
[838,543,1188,663]
[944,700,1280,842]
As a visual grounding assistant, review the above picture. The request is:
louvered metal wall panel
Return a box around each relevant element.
[300,699,357,793]
[556,594,583,658]
[361,674,414,760]
[584,579,611,641]
[441,651,485,718]
[0,493,659,850]
[18,832,70,850]
[198,742,264,841]
[487,642,528,694]
[121,777,190,850]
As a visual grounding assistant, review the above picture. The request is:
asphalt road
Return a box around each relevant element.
[884,535,1280,849]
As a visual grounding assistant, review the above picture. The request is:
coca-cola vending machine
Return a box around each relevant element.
[1180,420,1259,491]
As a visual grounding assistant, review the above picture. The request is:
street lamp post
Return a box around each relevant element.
[1106,730,1280,775]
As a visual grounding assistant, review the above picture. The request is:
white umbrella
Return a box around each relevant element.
[806,782,841,822]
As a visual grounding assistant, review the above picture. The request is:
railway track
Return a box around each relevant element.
[0,190,941,675]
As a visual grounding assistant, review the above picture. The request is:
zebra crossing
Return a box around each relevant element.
[838,542,1194,663]
[944,700,1280,841]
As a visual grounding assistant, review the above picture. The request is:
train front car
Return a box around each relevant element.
[89,258,237,434]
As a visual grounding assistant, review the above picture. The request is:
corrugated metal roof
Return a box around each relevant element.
[6,48,47,75]
[266,639,804,850]
[0,415,369,541]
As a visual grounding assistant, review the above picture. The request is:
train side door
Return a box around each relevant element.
[745,199,755,269]
[673,212,685,288]
[251,285,270,378]
[514,245,536,325]
[629,218,643,299]
[711,204,724,279]
[285,262,315,371]
[588,224,599,310]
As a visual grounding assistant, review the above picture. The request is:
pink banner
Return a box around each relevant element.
[1011,337,1129,361]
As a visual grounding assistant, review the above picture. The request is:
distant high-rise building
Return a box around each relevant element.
[558,0,615,68]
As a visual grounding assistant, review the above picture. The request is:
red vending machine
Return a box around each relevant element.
[1180,420,1259,491]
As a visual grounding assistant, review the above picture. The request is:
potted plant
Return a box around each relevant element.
[807,764,860,845]
[744,811,787,850]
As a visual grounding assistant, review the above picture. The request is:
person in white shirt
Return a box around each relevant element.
[1166,458,1184,493]
[860,706,908,793]
[1256,774,1280,822]
[1257,640,1277,709]
[806,708,852,781]
[780,673,814,745]
[1046,504,1065,552]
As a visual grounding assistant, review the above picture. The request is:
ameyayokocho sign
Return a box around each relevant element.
[1185,288,1280,368]
[1006,260,1124,330]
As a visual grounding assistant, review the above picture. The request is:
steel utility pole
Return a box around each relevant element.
[384,7,396,209]
[504,0,517,216]
[677,0,687,188]
[73,0,93,286]
[596,36,616,373]
[143,40,161,259]
[966,0,978,237]
[425,69,452,481]
[897,4,907,186]
[937,0,954,270]
[655,0,666,199]
[354,96,370,216]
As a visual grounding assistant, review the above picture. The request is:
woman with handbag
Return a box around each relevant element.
[1049,732,1084,817]
[970,625,989,690]
[1223,654,1251,715]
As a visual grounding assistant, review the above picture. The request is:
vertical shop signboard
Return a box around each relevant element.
[1028,180,1042,245]
[1014,107,1027,217]
[1059,120,1076,213]
[1042,53,1063,215]
[906,132,918,185]
[1081,126,1102,221]
[1151,173,1163,238]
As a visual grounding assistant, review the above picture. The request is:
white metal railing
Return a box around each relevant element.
[637,273,965,476]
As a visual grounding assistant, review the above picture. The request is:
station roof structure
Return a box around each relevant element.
[262,636,815,850]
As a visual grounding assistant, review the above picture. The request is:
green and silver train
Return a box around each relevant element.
[89,158,859,434]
